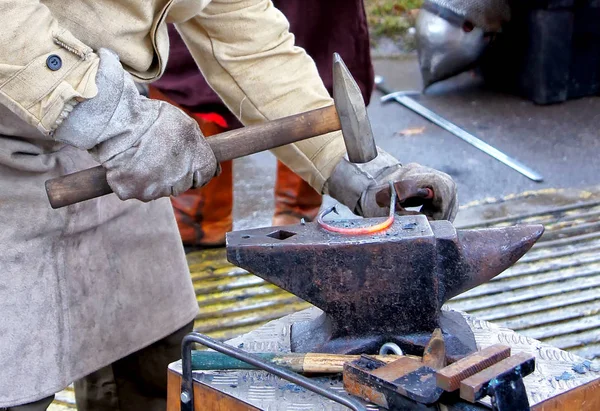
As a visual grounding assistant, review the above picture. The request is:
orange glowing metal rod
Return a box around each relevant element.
[318,182,396,235]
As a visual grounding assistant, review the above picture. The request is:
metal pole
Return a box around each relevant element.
[181,332,368,411]
[375,76,544,183]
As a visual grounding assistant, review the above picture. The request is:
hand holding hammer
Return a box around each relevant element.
[45,54,458,222]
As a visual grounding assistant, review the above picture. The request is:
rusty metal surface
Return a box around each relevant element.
[188,248,311,340]
[176,309,384,411]
[422,329,446,370]
[344,356,443,407]
[227,215,542,355]
[345,331,448,408]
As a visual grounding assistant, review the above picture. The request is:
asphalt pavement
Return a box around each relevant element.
[233,56,600,230]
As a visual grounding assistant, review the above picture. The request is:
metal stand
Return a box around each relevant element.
[180,332,367,411]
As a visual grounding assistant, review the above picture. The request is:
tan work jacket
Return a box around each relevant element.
[0,0,345,406]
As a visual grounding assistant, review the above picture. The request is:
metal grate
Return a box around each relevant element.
[189,248,310,341]
[448,199,600,360]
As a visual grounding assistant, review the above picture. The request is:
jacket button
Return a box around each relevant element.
[46,54,62,71]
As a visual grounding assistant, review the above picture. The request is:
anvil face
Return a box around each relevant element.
[227,215,543,355]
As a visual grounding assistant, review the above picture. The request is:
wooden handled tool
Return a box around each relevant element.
[45,105,340,209]
[191,351,407,374]
[344,329,448,407]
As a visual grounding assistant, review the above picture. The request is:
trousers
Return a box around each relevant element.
[6,321,194,411]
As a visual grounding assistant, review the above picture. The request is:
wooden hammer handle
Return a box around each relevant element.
[45,105,340,209]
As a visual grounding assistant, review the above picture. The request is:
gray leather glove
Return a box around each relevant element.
[327,150,458,221]
[54,49,218,202]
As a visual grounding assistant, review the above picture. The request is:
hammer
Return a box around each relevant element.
[44,54,377,209]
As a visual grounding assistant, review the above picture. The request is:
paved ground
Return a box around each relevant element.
[233,56,600,230]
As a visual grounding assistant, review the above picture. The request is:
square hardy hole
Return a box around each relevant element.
[266,230,297,241]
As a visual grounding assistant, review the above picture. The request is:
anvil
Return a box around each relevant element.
[226,215,543,357]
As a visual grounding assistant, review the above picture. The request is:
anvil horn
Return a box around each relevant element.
[443,225,545,300]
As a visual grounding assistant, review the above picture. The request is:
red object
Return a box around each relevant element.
[196,113,229,129]
[272,161,323,226]
[149,87,234,246]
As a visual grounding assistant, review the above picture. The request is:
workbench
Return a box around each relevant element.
[166,308,600,410]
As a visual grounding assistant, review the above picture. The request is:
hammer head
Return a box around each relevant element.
[333,53,378,163]
[226,216,544,356]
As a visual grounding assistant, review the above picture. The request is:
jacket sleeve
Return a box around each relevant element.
[173,0,347,193]
[0,0,99,136]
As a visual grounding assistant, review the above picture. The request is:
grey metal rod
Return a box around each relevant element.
[375,77,544,182]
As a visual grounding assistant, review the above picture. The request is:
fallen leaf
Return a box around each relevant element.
[396,126,426,136]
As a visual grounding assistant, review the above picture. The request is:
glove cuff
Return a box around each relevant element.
[53,49,124,151]
[327,150,401,214]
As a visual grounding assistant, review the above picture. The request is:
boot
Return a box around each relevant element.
[272,161,322,226]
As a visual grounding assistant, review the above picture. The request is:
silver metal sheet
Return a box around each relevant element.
[170,307,600,410]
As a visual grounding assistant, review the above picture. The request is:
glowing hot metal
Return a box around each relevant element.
[318,182,396,235]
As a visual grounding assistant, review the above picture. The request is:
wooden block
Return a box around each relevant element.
[436,344,511,392]
[460,352,535,403]
[422,328,446,370]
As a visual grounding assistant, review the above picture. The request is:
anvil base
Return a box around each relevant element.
[289,308,477,360]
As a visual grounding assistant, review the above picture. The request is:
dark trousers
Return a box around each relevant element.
[3,396,54,411]
[75,320,194,411]
[8,321,194,411]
